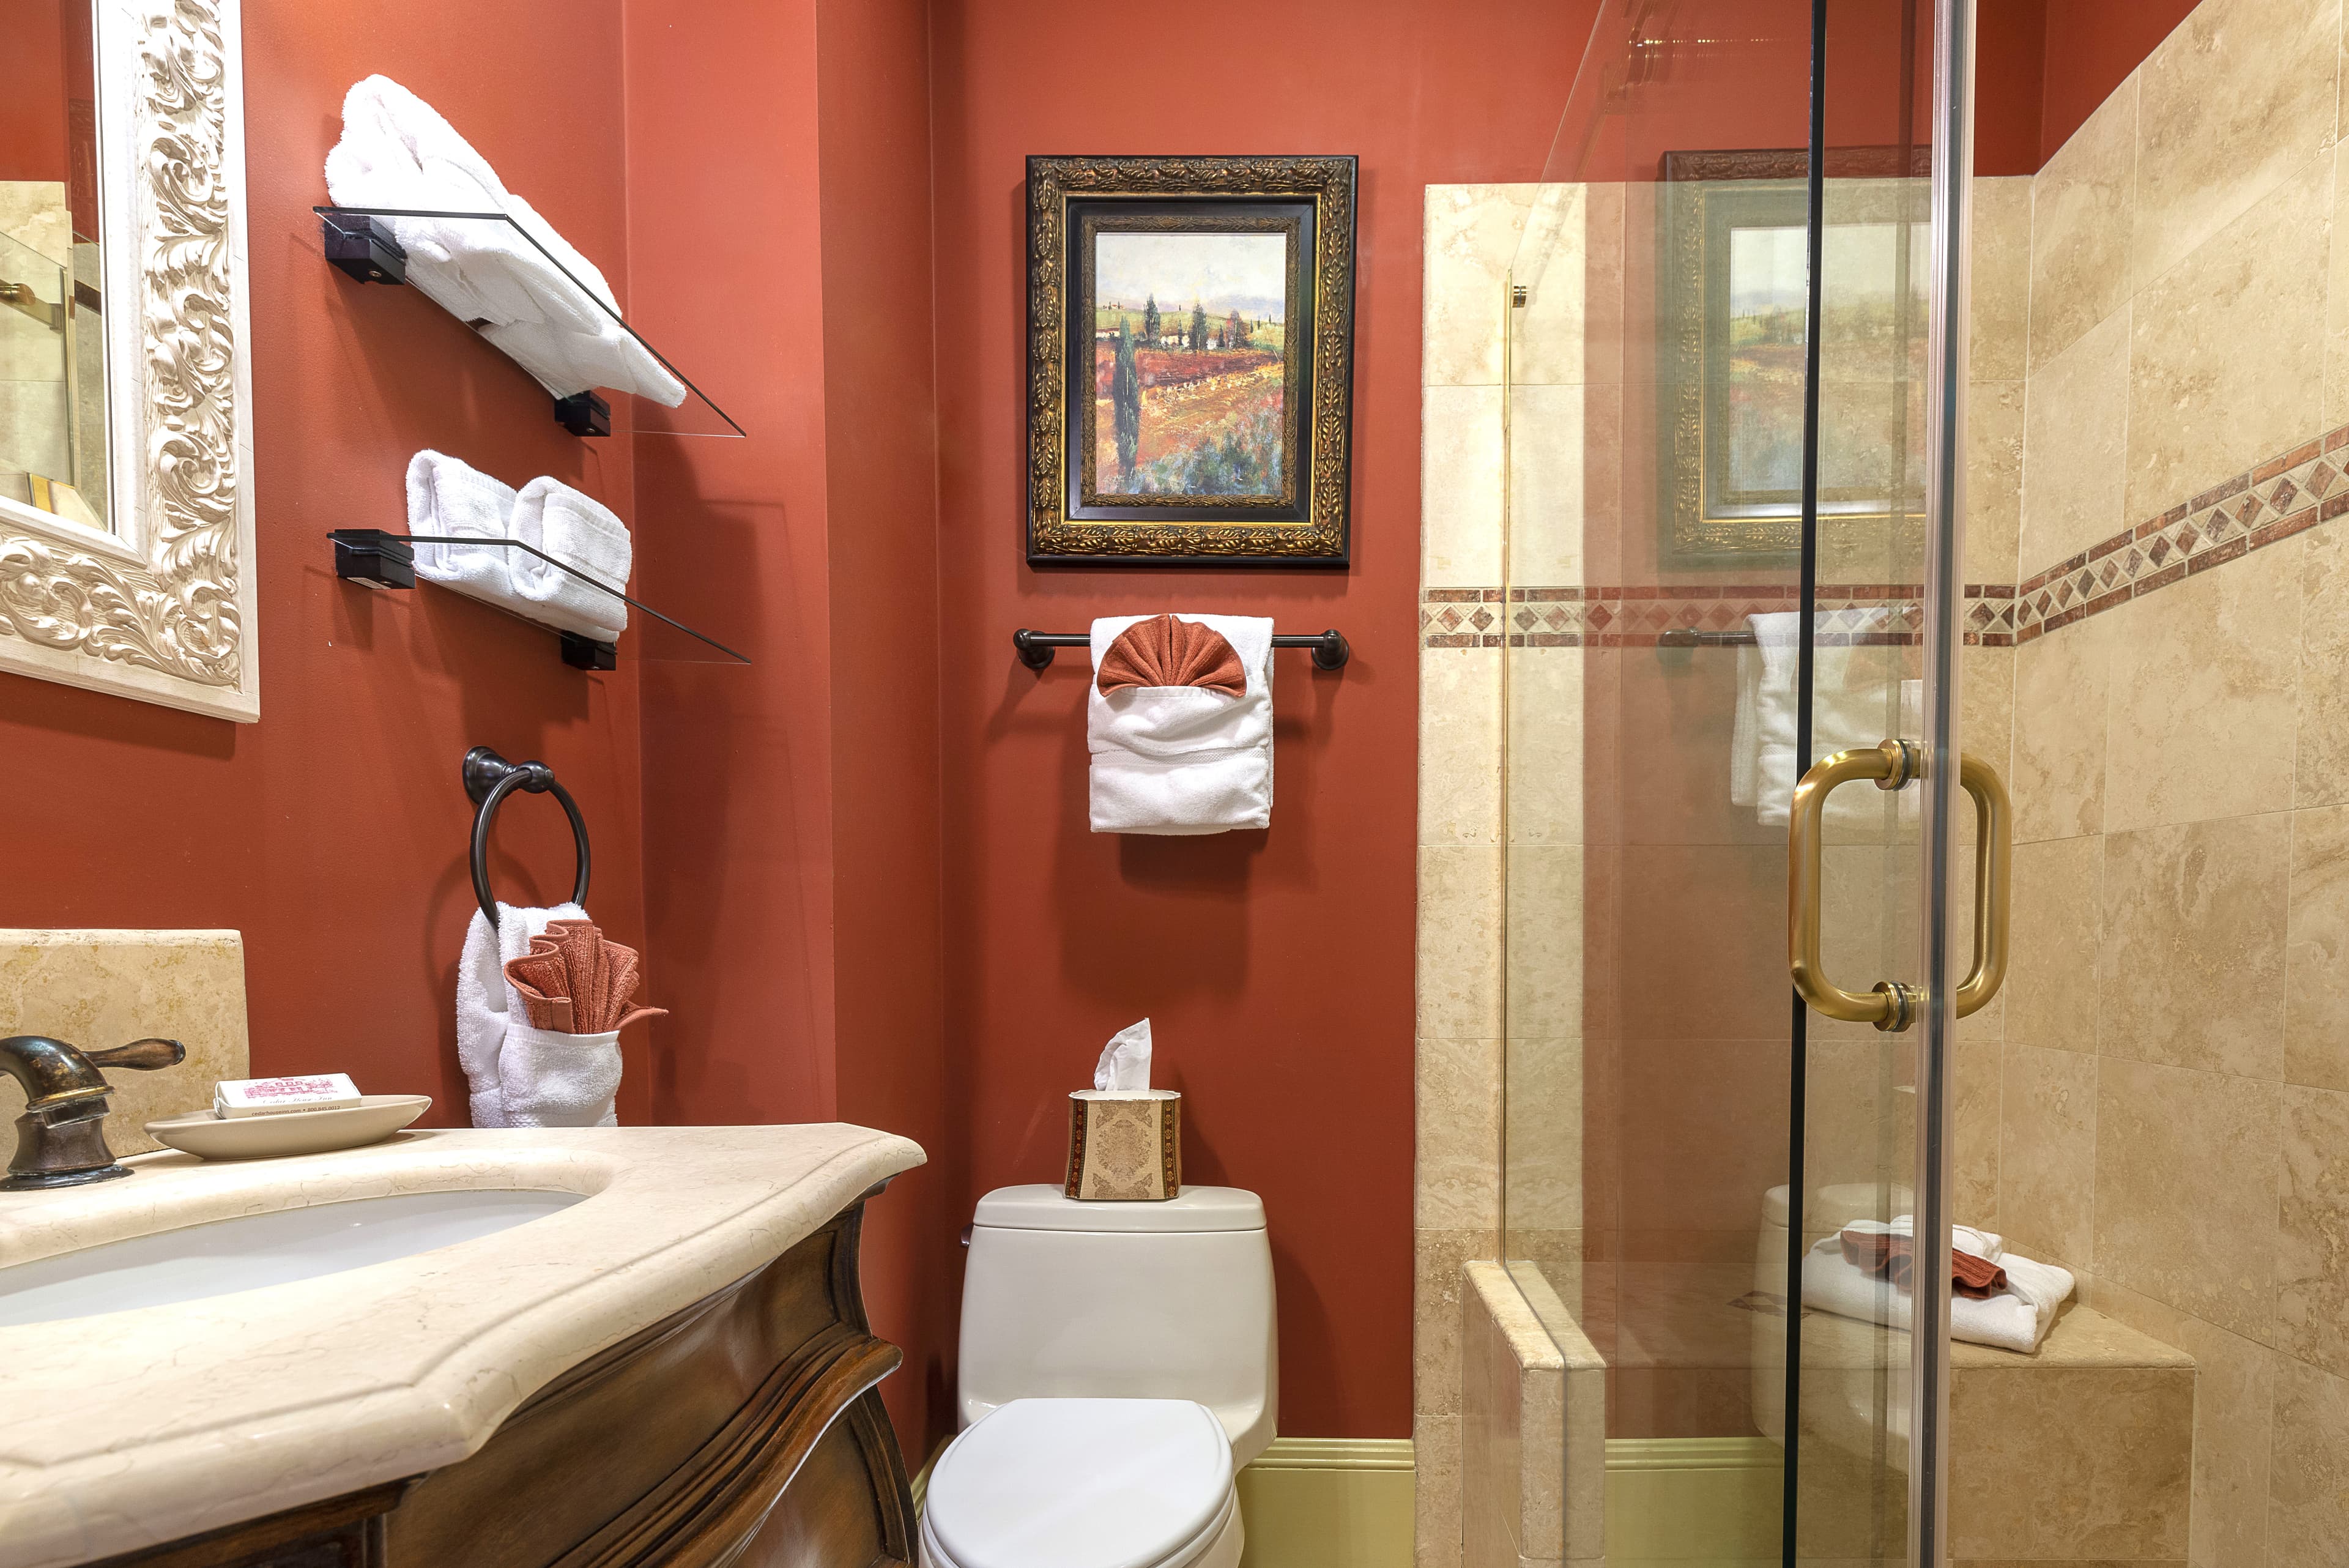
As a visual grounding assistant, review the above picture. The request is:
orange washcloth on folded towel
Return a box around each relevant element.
[1839,1227,2009,1298]
[1096,613,1248,696]
[502,920,667,1035]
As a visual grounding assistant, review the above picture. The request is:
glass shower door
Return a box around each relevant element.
[1497,2,1993,1564]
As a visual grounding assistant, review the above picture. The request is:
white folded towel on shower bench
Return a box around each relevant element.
[1088,613,1275,834]
[406,451,630,644]
[1801,1231,2075,1354]
[325,75,685,407]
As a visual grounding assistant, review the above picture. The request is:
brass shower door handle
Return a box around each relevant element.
[1953,754,2012,1019]
[1786,741,2013,1031]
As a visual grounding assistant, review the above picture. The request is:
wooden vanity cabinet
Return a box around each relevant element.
[86,1197,916,1568]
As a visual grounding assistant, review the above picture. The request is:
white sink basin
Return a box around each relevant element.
[0,1188,586,1326]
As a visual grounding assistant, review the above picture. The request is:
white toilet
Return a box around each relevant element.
[919,1183,1277,1568]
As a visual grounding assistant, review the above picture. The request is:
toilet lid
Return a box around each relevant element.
[926,1398,1234,1568]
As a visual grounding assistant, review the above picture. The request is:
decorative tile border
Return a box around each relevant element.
[1420,584,2014,648]
[1425,415,2349,654]
[2008,422,2349,644]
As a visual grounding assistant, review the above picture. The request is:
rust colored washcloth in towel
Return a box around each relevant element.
[502,920,668,1035]
[1839,1228,2009,1298]
[1096,614,1247,696]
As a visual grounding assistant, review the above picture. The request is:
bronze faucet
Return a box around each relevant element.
[0,1035,186,1191]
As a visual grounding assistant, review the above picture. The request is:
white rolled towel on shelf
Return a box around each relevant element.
[510,477,630,643]
[324,75,686,406]
[406,448,518,606]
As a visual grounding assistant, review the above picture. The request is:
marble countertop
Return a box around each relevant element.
[0,1124,925,1568]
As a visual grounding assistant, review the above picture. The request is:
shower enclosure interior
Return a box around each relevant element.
[1496,1,1979,1561]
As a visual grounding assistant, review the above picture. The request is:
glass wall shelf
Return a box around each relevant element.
[315,206,743,440]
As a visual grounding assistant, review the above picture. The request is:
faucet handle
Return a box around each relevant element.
[86,1038,186,1072]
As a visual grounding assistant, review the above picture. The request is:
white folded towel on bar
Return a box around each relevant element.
[455,901,622,1128]
[325,76,686,407]
[1088,613,1275,835]
[1731,608,1898,828]
[510,477,629,642]
[406,448,518,604]
[1800,1233,2075,1354]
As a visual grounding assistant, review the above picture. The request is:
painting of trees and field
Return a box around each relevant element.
[1092,229,1289,498]
[1724,220,1929,504]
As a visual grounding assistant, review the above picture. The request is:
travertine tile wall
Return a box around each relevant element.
[1461,1261,1606,1568]
[1989,2,2349,1564]
[1417,180,1529,1568]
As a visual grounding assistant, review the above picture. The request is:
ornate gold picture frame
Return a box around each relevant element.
[1026,155,1356,567]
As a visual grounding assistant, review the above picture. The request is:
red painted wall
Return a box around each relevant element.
[622,0,954,1449]
[817,0,956,1449]
[927,0,1599,1439]
[2038,0,2199,165]
[0,0,69,181]
[0,1,650,1121]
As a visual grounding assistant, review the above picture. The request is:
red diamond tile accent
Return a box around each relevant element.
[2310,462,2339,497]
[1468,608,1494,631]
[2271,477,2301,513]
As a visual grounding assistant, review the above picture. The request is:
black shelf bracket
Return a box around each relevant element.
[321,211,406,284]
[328,527,748,671]
[1012,626,1350,672]
[553,392,611,438]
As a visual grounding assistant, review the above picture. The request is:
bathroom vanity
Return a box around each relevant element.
[0,1125,926,1568]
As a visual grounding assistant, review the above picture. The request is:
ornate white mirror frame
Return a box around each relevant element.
[0,0,256,722]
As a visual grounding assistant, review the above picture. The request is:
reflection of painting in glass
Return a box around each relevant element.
[1724,220,1926,507]
[1091,230,1289,497]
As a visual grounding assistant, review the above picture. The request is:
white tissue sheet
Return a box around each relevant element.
[1095,1018,1152,1092]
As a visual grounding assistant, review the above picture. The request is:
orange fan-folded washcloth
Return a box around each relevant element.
[502,920,667,1035]
[1097,614,1247,696]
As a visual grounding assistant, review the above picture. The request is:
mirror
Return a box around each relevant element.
[0,0,110,531]
[0,0,256,721]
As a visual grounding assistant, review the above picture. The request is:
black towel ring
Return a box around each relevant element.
[462,745,590,928]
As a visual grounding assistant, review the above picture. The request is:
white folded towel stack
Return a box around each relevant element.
[406,449,519,606]
[324,75,686,407]
[1088,613,1275,835]
[510,477,629,642]
[1731,609,1898,828]
[1800,1232,2076,1354]
[455,901,622,1128]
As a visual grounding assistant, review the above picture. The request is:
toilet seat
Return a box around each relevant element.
[921,1397,1240,1568]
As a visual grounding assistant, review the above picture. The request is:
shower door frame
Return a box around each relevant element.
[1779,2,1975,1566]
[1906,0,1976,1562]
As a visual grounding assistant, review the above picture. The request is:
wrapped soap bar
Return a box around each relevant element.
[214,1073,362,1119]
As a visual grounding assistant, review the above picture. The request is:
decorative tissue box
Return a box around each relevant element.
[1064,1090,1181,1201]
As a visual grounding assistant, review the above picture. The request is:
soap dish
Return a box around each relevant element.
[144,1096,432,1161]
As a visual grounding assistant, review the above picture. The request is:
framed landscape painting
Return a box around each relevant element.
[1026,155,1357,567]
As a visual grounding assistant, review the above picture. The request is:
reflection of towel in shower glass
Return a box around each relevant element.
[1729,609,1896,827]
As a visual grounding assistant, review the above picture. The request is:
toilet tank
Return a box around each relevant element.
[959,1184,1277,1465]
